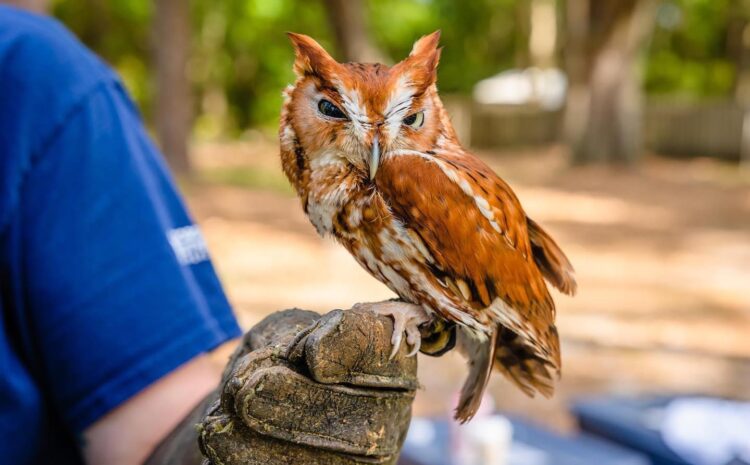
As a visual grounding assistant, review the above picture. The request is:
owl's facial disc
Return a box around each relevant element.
[306,84,433,180]
[287,31,443,179]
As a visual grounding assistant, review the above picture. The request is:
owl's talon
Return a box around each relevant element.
[387,308,408,360]
[406,343,420,357]
[355,300,430,359]
[406,324,422,357]
[389,335,402,360]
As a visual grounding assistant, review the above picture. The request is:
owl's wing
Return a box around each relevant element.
[527,217,577,296]
[376,151,560,367]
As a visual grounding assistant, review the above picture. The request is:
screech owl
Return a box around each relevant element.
[279,31,576,422]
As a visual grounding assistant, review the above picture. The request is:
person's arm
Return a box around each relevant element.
[16,71,240,460]
[145,306,418,465]
[83,354,221,465]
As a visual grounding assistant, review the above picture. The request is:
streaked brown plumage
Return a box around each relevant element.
[279,31,576,422]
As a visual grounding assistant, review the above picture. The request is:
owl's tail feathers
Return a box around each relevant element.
[493,326,558,399]
[455,329,498,423]
[527,217,577,296]
[455,326,560,423]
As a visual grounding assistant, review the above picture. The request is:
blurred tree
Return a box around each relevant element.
[646,0,735,97]
[565,0,659,165]
[516,0,531,68]
[48,0,523,135]
[528,0,558,69]
[728,0,749,97]
[2,0,48,13]
[153,0,192,175]
[729,0,750,92]
[49,0,740,152]
[370,0,521,95]
[515,0,558,70]
[728,0,750,165]
[322,0,387,62]
[52,0,153,115]
[190,0,332,134]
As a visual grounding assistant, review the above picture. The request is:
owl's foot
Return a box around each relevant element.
[353,301,430,359]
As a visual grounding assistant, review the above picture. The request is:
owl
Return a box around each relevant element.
[279,31,576,422]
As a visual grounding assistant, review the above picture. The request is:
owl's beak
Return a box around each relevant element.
[369,134,380,180]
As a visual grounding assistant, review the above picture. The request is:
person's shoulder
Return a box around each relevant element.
[0,6,116,105]
[0,7,124,232]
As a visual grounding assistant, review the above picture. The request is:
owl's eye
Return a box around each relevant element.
[318,99,347,119]
[403,111,425,129]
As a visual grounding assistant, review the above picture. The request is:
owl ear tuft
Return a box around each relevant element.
[287,32,339,79]
[410,30,441,59]
[402,30,442,88]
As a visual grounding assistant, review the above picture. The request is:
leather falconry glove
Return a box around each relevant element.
[146,305,418,465]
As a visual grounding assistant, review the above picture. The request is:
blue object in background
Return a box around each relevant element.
[572,396,750,465]
[400,416,650,465]
[573,396,691,465]
[573,396,688,465]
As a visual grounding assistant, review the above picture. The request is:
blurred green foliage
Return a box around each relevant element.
[645,0,738,97]
[52,0,153,112]
[199,165,294,193]
[50,0,744,136]
[369,0,521,93]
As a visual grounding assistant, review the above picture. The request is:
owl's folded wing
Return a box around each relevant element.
[376,151,559,366]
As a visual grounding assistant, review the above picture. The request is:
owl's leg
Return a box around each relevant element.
[353,301,430,359]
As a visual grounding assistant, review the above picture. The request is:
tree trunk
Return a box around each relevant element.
[2,0,48,13]
[322,0,387,63]
[153,0,192,175]
[528,0,558,69]
[729,0,750,168]
[564,0,658,165]
[516,0,532,69]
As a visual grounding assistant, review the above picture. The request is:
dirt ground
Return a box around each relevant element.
[186,139,750,430]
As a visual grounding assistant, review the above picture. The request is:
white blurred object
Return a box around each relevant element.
[451,394,513,465]
[506,442,548,465]
[472,68,567,111]
[661,398,750,465]
[407,417,437,447]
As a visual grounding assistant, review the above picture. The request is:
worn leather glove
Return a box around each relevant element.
[147,305,419,465]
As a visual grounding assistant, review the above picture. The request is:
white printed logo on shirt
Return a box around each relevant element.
[168,225,210,266]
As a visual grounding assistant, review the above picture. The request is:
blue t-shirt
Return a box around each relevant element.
[0,7,242,464]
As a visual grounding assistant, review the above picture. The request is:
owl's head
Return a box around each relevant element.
[283,31,447,181]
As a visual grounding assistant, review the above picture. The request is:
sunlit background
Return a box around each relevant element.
[7,0,750,463]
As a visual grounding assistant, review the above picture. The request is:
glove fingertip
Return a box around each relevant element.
[303,310,419,389]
